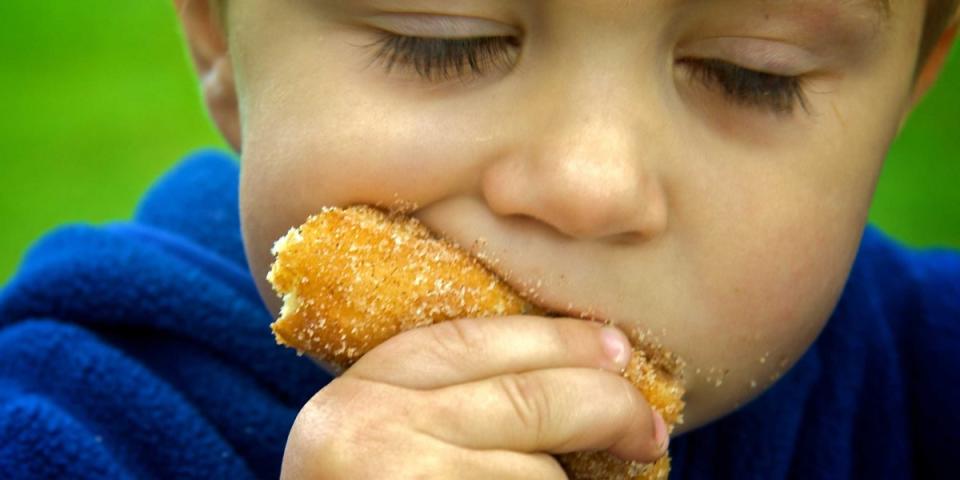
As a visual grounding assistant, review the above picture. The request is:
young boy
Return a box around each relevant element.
[2,0,958,478]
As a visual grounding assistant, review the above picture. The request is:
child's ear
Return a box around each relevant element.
[174,0,241,152]
[909,22,958,110]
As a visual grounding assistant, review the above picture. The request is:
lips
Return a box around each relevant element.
[466,241,614,325]
[414,201,643,332]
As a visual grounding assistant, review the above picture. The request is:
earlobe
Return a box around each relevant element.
[174,0,242,152]
[174,0,228,79]
[204,55,242,152]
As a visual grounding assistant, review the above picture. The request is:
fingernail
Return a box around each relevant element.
[600,326,630,370]
[652,409,669,452]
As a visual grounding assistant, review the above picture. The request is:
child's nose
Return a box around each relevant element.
[480,113,668,241]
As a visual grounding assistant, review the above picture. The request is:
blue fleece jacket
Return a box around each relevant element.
[1,150,957,479]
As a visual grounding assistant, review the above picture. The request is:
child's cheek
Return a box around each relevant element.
[675,178,865,429]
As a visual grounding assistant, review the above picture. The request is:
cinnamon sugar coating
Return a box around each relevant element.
[267,206,535,368]
[268,205,684,479]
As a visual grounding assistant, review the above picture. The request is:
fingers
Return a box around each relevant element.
[283,378,569,480]
[338,317,664,466]
[344,316,632,389]
[412,367,668,464]
[421,444,569,480]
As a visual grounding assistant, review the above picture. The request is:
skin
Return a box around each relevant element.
[176,0,958,475]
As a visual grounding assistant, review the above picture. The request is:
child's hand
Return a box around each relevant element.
[279,316,668,479]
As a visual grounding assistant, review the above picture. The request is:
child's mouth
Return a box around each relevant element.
[266,204,687,480]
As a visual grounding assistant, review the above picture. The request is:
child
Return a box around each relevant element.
[2,0,958,478]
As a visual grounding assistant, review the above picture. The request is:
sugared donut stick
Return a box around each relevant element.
[268,205,684,480]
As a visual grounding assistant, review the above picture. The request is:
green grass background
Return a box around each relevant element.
[1,1,959,283]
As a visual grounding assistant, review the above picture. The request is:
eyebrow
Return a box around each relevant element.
[801,0,893,28]
[855,0,892,18]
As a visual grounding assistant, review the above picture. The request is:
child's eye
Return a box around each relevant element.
[363,34,807,114]
[678,58,808,115]
[364,33,521,83]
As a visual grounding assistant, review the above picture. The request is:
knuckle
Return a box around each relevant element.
[613,376,659,446]
[427,318,487,362]
[301,381,366,446]
[612,375,647,423]
[497,373,552,445]
[283,391,346,477]
[404,449,453,479]
[546,320,581,355]
[614,374,644,406]
[293,379,421,476]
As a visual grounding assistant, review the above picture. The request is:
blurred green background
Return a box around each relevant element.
[1,1,959,283]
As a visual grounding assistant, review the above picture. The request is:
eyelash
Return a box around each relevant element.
[678,58,808,115]
[366,34,808,114]
[365,33,520,82]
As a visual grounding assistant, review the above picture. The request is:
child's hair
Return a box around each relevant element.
[922,0,959,64]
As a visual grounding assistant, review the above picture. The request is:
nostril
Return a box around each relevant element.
[483,174,668,241]
[552,188,669,241]
[480,144,669,241]
[552,204,622,239]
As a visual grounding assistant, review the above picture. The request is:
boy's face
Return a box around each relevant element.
[219,0,927,431]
